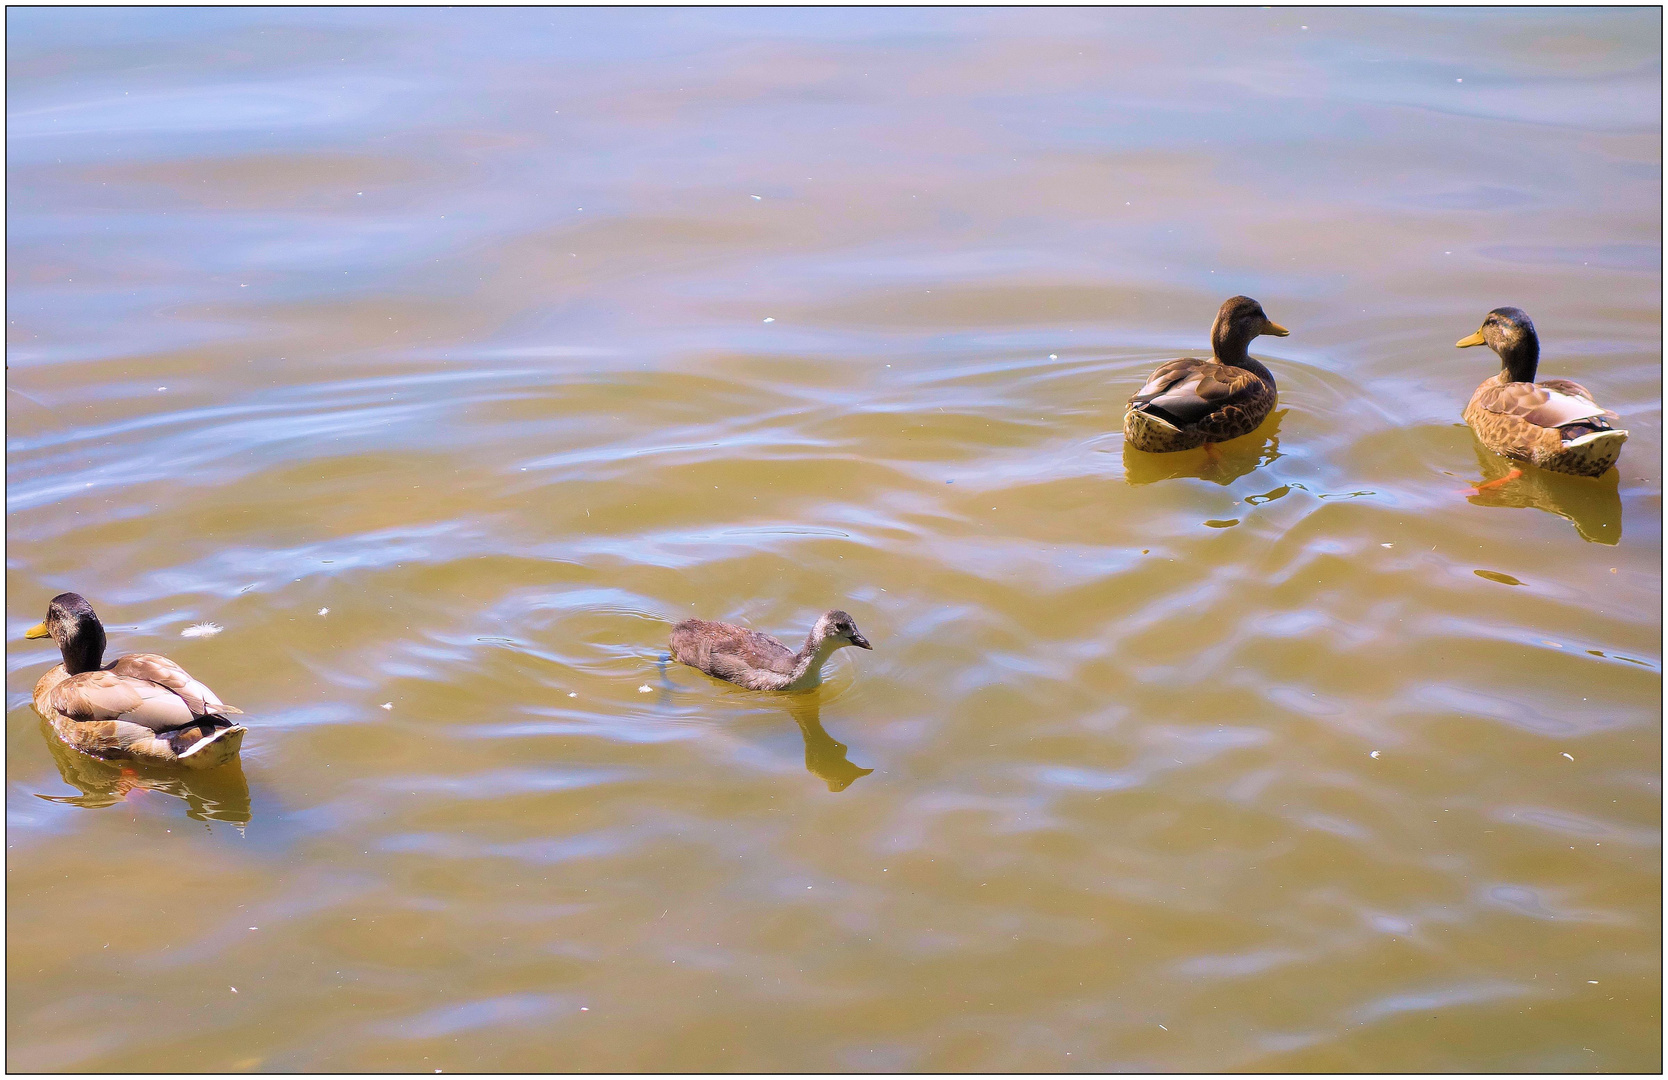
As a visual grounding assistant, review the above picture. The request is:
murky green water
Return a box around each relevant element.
[7,8,1660,1071]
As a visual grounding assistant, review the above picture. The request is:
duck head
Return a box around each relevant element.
[25,592,107,675]
[813,610,872,651]
[1456,306,1539,383]
[1211,295,1289,362]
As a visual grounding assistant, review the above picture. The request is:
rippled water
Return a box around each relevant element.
[6,8,1661,1071]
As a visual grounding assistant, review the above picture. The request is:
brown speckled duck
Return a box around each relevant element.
[25,593,246,769]
[1457,307,1627,479]
[670,609,872,691]
[1124,295,1289,454]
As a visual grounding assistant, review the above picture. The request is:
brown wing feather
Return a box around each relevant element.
[48,671,197,733]
[107,653,240,715]
[1535,378,1618,418]
[1474,380,1613,430]
[1130,358,1266,426]
[1131,357,1204,401]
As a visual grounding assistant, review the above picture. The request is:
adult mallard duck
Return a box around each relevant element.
[670,609,872,692]
[1457,307,1628,479]
[24,592,246,769]
[1124,295,1289,454]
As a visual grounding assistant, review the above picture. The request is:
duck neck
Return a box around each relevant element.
[1498,338,1539,384]
[59,621,106,676]
[1211,329,1275,387]
[787,632,843,688]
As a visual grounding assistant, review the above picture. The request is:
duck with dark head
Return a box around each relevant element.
[1457,306,1628,479]
[24,592,246,769]
[1124,295,1290,455]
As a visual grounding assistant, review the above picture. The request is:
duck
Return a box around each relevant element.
[1124,295,1289,454]
[24,592,247,769]
[1457,307,1628,479]
[670,609,872,691]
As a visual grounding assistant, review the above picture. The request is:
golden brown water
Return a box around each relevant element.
[6,8,1661,1072]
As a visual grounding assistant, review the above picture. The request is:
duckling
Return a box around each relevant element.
[1124,295,1289,453]
[670,609,872,691]
[1457,307,1628,478]
[24,593,246,769]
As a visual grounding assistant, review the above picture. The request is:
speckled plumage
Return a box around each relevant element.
[1457,307,1627,478]
[26,593,245,769]
[1124,296,1288,453]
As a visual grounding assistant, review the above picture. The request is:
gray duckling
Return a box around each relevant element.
[670,609,872,691]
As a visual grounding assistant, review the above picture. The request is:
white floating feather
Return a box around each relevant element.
[180,622,223,638]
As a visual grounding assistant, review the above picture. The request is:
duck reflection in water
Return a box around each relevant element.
[782,696,873,792]
[652,658,873,791]
[34,720,252,825]
[1121,410,1285,487]
[1464,439,1623,545]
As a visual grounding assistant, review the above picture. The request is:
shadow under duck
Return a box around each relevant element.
[25,593,246,769]
[1124,295,1289,453]
[670,609,872,692]
[1457,306,1628,478]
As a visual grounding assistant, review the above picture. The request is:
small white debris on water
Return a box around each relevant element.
[157,386,168,392]
[381,702,393,710]
[1562,753,1574,761]
[1158,1024,1167,1031]
[569,692,578,698]
[1381,543,1393,548]
[638,685,652,693]
[1370,750,1381,759]
[580,1006,589,1011]
[318,608,329,616]
[1589,980,1598,984]
[1049,354,1058,360]
[230,986,238,993]
[749,194,762,200]
[181,622,223,638]
[762,317,774,323]
[1456,78,1463,83]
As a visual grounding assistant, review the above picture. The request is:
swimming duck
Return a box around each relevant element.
[1124,295,1289,454]
[24,593,246,769]
[1457,307,1628,479]
[670,609,872,691]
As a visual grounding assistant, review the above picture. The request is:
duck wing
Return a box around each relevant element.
[1130,358,1265,426]
[1536,378,1619,418]
[48,670,198,733]
[108,653,241,716]
[1475,379,1616,429]
[671,619,799,677]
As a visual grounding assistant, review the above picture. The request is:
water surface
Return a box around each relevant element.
[6,8,1661,1071]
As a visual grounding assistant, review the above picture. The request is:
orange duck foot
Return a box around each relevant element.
[1466,467,1523,495]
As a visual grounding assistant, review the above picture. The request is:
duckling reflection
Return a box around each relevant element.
[1465,439,1623,545]
[34,719,252,824]
[782,696,873,792]
[1121,410,1285,487]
